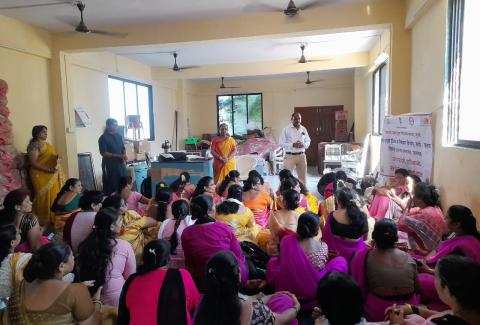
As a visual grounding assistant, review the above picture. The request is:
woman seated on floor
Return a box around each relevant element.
[368,168,411,219]
[215,184,259,244]
[387,255,480,325]
[50,178,83,215]
[414,205,480,310]
[118,239,200,325]
[77,207,136,307]
[0,224,28,309]
[351,219,420,321]
[117,176,150,215]
[267,212,348,311]
[2,241,101,324]
[102,194,158,256]
[216,170,241,198]
[0,190,48,253]
[248,170,275,200]
[158,199,194,268]
[181,195,248,290]
[321,187,369,263]
[170,172,196,200]
[195,251,300,325]
[63,190,104,254]
[147,182,175,223]
[243,174,272,229]
[191,176,222,205]
[262,189,301,255]
[397,182,447,257]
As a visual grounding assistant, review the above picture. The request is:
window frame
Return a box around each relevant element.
[216,93,263,136]
[444,0,480,149]
[108,76,155,141]
[371,62,388,135]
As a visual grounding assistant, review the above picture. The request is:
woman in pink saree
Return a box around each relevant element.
[397,183,447,257]
[321,187,369,264]
[368,168,412,220]
[267,212,348,311]
[181,195,247,290]
[351,219,420,322]
[415,205,480,310]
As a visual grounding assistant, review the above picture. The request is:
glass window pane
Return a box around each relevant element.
[137,85,150,140]
[108,78,125,126]
[124,82,138,117]
[372,70,380,134]
[218,96,233,133]
[247,94,262,130]
[458,0,480,141]
[379,64,388,134]
[233,95,247,136]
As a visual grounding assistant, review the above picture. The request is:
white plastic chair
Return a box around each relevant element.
[236,156,258,180]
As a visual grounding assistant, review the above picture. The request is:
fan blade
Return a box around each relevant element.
[306,58,331,63]
[301,0,337,10]
[178,65,200,71]
[243,2,280,13]
[90,30,128,38]
[0,1,73,10]
[223,86,241,89]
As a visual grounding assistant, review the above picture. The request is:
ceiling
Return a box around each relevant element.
[0,0,369,32]
[113,29,381,67]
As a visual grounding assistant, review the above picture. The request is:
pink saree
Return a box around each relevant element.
[418,235,480,311]
[266,234,348,310]
[321,213,368,264]
[351,248,419,322]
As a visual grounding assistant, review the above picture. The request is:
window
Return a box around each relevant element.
[217,94,263,136]
[108,76,154,140]
[445,0,480,148]
[372,63,388,135]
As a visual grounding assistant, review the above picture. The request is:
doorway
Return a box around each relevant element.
[294,106,343,166]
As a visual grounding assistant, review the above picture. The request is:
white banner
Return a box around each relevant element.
[380,113,433,182]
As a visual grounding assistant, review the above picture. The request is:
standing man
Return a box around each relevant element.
[98,118,128,195]
[279,112,311,185]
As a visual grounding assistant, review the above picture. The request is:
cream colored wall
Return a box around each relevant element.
[410,0,480,219]
[66,52,179,186]
[187,71,354,141]
[0,16,54,152]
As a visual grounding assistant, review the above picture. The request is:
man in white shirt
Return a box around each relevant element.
[279,112,311,185]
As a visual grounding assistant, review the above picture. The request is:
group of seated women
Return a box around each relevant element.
[0,166,479,325]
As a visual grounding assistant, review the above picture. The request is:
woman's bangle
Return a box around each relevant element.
[92,299,102,308]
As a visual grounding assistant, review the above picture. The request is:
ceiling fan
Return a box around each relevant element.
[219,77,240,89]
[297,44,330,64]
[243,0,325,17]
[284,0,321,17]
[305,71,323,85]
[171,52,199,72]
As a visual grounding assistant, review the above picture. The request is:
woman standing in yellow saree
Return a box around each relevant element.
[27,125,63,225]
[210,123,237,184]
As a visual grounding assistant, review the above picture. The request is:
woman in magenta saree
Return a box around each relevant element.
[350,219,420,322]
[266,213,348,310]
[417,205,480,310]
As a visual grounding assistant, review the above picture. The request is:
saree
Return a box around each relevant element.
[211,136,237,184]
[266,234,348,310]
[397,207,447,256]
[0,253,31,310]
[298,193,319,214]
[351,247,419,322]
[216,209,260,243]
[322,213,368,264]
[29,142,63,225]
[243,191,271,229]
[418,235,480,311]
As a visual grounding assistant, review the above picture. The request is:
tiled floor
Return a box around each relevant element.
[264,166,321,197]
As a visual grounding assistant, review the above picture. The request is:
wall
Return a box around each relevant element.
[0,15,54,151]
[66,52,179,187]
[410,0,480,219]
[187,70,355,141]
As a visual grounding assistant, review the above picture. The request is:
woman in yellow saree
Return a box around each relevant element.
[27,125,64,225]
[210,123,237,184]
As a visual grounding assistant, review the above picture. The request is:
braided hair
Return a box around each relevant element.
[169,200,190,255]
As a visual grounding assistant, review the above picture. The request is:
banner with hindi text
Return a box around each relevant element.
[379,113,433,182]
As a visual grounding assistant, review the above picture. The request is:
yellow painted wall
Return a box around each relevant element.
[0,16,54,152]
[410,0,480,219]
[187,71,355,141]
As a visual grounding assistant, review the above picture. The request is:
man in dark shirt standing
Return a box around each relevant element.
[98,118,127,195]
